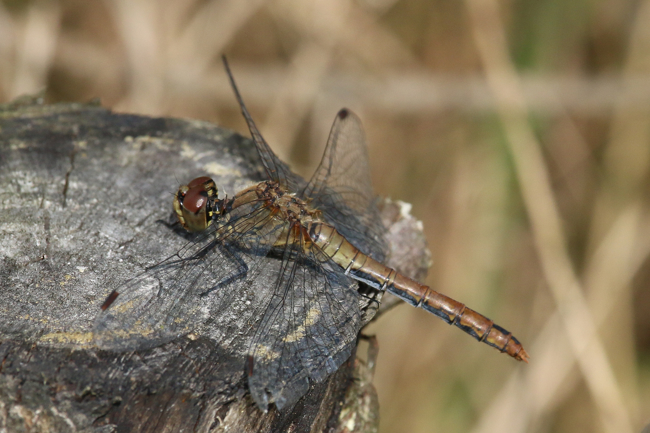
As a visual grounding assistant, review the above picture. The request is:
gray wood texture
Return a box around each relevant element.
[0,99,429,433]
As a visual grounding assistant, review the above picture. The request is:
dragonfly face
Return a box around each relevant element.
[173,176,220,232]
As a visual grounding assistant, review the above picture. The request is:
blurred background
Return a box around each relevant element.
[1,0,649,432]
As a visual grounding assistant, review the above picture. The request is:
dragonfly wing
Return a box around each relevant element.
[302,109,387,261]
[94,199,285,351]
[247,235,360,410]
[222,56,306,193]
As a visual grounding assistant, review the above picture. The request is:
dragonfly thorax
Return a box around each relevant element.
[174,176,224,232]
[254,181,321,226]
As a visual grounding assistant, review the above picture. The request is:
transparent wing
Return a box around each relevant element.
[223,60,383,258]
[94,196,286,351]
[302,109,387,261]
[222,56,306,194]
[247,231,360,410]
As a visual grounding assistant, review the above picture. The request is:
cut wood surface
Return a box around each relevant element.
[0,99,429,433]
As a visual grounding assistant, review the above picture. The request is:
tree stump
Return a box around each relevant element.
[0,98,429,433]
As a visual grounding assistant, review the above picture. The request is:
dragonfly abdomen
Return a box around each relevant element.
[310,222,529,363]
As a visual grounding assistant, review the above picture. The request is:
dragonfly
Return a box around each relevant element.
[95,57,529,412]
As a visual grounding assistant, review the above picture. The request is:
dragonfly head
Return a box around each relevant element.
[173,176,221,232]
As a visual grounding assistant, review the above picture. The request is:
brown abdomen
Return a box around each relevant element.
[309,223,529,362]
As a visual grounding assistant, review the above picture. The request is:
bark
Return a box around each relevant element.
[0,98,429,433]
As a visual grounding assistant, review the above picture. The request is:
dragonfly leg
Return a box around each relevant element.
[199,243,249,296]
[155,213,181,230]
[357,283,382,308]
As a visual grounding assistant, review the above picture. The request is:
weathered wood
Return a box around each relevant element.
[0,99,428,432]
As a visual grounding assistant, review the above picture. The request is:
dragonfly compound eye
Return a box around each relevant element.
[173,176,218,232]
